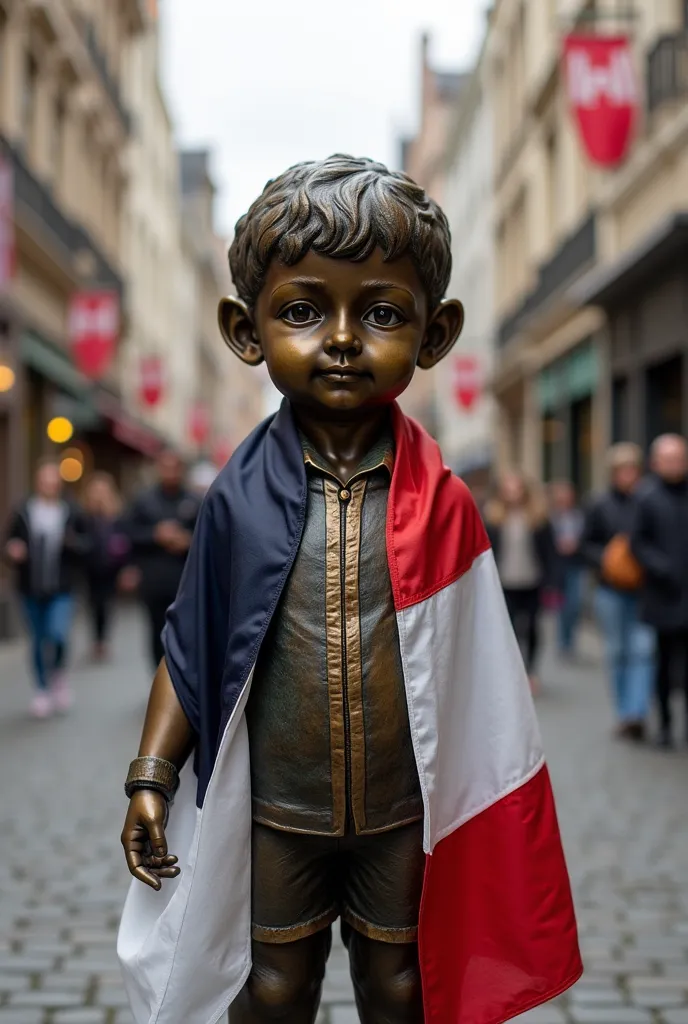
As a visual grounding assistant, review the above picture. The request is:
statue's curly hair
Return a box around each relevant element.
[228,154,452,310]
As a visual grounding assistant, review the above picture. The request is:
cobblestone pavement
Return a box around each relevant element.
[1,607,688,1024]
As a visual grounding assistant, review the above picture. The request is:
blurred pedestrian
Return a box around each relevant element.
[124,449,200,669]
[83,472,130,662]
[484,471,556,693]
[581,443,653,741]
[550,480,585,659]
[3,458,90,717]
[631,434,688,748]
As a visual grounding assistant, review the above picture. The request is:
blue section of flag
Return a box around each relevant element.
[162,401,307,807]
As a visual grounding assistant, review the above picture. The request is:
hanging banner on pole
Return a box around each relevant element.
[68,290,120,379]
[452,354,482,412]
[139,355,164,407]
[563,35,638,167]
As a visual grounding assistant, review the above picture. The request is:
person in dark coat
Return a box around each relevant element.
[484,470,556,693]
[82,472,130,661]
[630,434,688,747]
[581,443,654,740]
[549,480,586,659]
[3,458,90,717]
[124,449,201,669]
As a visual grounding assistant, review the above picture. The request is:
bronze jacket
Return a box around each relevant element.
[246,431,423,836]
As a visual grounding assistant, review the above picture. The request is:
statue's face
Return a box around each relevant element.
[251,248,431,418]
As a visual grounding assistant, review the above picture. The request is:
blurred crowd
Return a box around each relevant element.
[3,433,688,751]
[479,433,688,747]
[2,450,214,719]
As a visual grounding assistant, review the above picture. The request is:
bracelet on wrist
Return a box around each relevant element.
[125,756,179,803]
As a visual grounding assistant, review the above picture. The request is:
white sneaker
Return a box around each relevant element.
[50,673,73,713]
[30,692,53,719]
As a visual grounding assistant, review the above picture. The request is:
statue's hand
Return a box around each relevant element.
[121,789,180,890]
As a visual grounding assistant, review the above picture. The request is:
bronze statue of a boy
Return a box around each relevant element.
[118,155,581,1024]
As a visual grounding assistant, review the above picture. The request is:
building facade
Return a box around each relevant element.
[119,13,198,460]
[180,152,264,461]
[490,0,688,495]
[440,38,495,489]
[400,34,467,434]
[0,0,149,637]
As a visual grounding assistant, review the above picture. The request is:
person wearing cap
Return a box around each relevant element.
[581,443,655,741]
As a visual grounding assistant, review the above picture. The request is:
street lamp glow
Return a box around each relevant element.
[59,456,84,483]
[0,365,15,392]
[47,417,74,444]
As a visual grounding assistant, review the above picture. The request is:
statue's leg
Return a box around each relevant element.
[229,930,331,1023]
[230,822,337,1021]
[341,820,425,1023]
[348,934,423,1024]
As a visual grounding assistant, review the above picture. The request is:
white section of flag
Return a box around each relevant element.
[397,548,544,853]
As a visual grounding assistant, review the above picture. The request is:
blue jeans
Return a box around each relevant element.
[22,595,74,691]
[558,563,584,654]
[594,586,655,723]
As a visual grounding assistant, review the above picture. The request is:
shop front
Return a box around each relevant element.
[539,339,599,496]
[577,214,688,451]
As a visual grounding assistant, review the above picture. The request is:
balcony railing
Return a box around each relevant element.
[647,33,688,114]
[1,134,124,296]
[84,23,132,134]
[498,214,596,347]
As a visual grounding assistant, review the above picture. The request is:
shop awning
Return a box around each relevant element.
[571,212,688,308]
[95,391,164,458]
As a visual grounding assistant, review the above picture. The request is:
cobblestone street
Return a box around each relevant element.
[1,606,688,1024]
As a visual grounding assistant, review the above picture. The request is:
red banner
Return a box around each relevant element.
[68,290,120,379]
[0,156,15,292]
[452,355,482,412]
[212,438,233,468]
[140,355,164,407]
[564,35,638,167]
[189,403,210,446]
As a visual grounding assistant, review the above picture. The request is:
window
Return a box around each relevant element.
[51,96,65,177]
[612,376,629,443]
[22,53,38,148]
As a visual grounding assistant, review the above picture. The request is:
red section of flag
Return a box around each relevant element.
[419,766,582,1024]
[68,290,120,380]
[140,355,164,407]
[0,156,15,291]
[563,34,638,167]
[452,354,482,411]
[388,404,490,610]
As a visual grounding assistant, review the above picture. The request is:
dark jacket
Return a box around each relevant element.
[580,488,638,584]
[125,484,201,603]
[4,500,90,598]
[485,518,558,591]
[84,514,130,584]
[630,476,688,631]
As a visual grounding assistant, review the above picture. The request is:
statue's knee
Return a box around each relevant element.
[374,964,422,1014]
[245,936,328,1018]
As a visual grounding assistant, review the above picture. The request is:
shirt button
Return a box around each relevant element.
[339,488,351,502]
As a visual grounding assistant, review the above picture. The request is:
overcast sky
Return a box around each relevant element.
[160,0,490,236]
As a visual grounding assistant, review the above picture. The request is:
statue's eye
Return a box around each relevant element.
[363,305,405,328]
[281,303,321,325]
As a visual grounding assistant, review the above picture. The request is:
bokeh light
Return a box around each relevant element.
[47,417,74,444]
[59,456,84,483]
[0,365,15,392]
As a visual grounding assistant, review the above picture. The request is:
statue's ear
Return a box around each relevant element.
[218,297,264,366]
[417,299,465,370]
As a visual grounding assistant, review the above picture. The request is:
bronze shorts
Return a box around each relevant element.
[251,819,425,945]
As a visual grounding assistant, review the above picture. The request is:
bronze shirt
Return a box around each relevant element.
[246,430,423,836]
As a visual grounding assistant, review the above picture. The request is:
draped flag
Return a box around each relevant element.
[118,401,582,1024]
